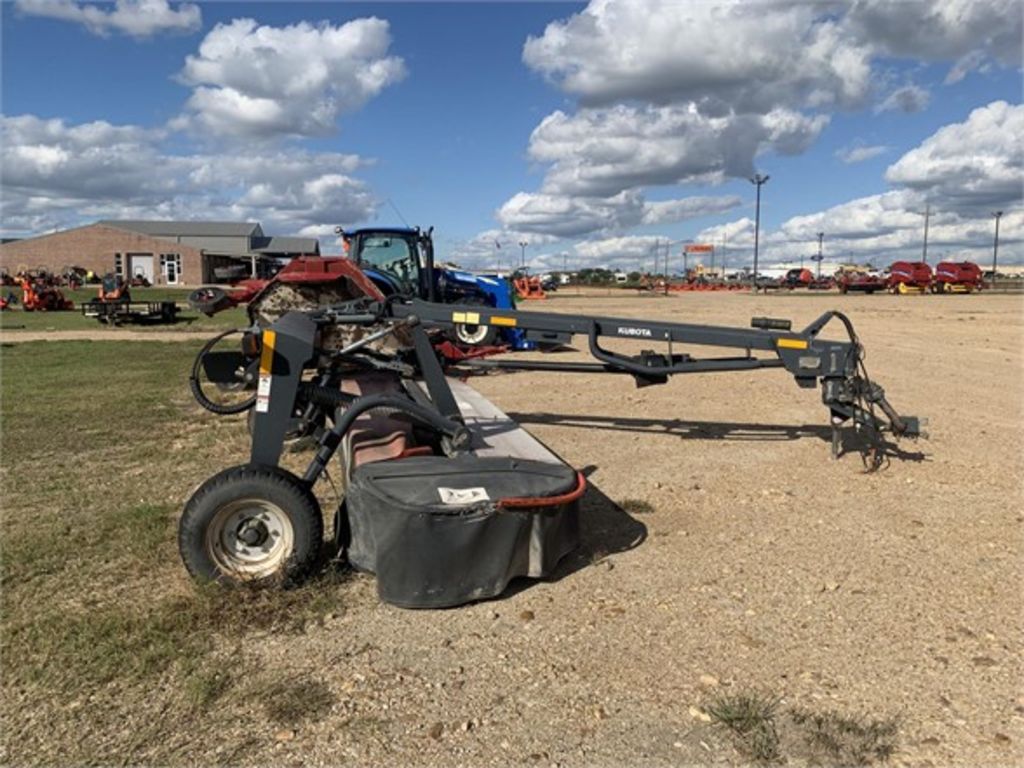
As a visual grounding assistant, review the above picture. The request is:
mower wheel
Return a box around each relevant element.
[179,465,322,586]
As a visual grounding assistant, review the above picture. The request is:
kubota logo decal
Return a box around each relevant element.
[618,327,653,337]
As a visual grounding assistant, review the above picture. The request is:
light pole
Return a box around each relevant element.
[518,240,528,271]
[816,231,824,280]
[750,173,770,290]
[921,205,931,263]
[991,211,1003,287]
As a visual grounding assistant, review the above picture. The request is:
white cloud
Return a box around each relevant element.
[845,0,1022,78]
[836,144,889,164]
[769,190,1022,265]
[526,105,828,198]
[695,217,756,248]
[15,0,201,38]
[0,114,378,238]
[178,17,406,139]
[875,85,930,114]
[642,196,742,225]
[523,1,873,113]
[497,189,742,238]
[885,101,1024,211]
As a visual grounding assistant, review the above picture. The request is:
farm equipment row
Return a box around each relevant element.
[181,248,925,609]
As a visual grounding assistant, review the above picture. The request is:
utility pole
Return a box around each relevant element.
[921,205,931,263]
[816,231,824,280]
[750,173,770,290]
[992,210,1003,288]
[518,240,528,271]
[664,239,671,295]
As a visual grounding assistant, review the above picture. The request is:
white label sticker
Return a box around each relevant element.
[438,487,490,505]
[255,374,273,413]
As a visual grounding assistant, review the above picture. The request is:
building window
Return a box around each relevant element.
[114,253,124,278]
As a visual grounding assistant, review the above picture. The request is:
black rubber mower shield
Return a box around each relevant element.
[179,464,323,586]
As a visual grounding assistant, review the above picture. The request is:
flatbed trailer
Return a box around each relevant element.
[82,299,178,325]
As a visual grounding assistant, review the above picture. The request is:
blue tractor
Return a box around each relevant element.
[340,226,531,349]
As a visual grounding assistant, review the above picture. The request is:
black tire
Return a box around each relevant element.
[179,464,322,586]
[450,297,499,347]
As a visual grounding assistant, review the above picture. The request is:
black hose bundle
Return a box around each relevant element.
[189,329,256,415]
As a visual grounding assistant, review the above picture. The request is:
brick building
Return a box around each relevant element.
[0,220,320,285]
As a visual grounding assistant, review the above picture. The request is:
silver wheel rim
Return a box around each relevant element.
[455,323,490,345]
[205,498,295,580]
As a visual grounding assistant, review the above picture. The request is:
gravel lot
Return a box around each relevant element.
[241,290,1023,766]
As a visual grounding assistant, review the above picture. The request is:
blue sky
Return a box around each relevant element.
[2,1,1021,270]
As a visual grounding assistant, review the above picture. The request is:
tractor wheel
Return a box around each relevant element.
[450,298,499,347]
[179,465,322,586]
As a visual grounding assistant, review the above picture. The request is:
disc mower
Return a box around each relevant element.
[181,252,926,608]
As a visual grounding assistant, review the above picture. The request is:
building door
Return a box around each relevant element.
[161,254,181,285]
[129,254,154,284]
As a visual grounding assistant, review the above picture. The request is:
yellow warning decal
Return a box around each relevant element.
[776,337,809,350]
[465,312,480,324]
[452,312,467,323]
[490,316,517,327]
[259,329,276,374]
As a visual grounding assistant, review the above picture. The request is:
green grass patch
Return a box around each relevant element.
[0,286,247,332]
[791,708,900,765]
[0,339,349,763]
[261,678,337,725]
[706,690,900,765]
[707,691,782,763]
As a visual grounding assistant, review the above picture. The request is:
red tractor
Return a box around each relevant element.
[932,261,983,293]
[887,261,933,294]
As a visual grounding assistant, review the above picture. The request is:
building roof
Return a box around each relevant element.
[252,236,320,255]
[98,220,262,238]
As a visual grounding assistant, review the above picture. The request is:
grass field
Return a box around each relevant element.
[0,287,248,332]
[0,341,349,764]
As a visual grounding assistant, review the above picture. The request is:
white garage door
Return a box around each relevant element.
[129,254,154,283]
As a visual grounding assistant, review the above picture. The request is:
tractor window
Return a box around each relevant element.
[359,236,417,286]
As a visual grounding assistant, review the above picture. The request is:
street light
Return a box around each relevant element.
[816,231,824,280]
[992,211,1003,287]
[518,240,528,270]
[749,173,770,289]
[920,204,931,263]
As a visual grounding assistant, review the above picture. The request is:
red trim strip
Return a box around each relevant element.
[497,471,587,509]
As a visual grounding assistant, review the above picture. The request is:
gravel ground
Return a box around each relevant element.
[9,289,1023,766]
[187,290,1022,766]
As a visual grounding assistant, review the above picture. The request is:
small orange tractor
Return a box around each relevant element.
[18,271,74,311]
[512,274,546,300]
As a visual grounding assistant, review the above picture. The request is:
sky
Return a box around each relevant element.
[1,0,1022,273]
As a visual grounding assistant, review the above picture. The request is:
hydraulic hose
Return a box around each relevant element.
[302,394,471,483]
[189,329,256,415]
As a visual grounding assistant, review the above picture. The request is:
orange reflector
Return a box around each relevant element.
[777,337,809,350]
[259,330,276,374]
[490,316,517,327]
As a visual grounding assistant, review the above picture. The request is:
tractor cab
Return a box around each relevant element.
[341,227,436,302]
[99,273,131,302]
